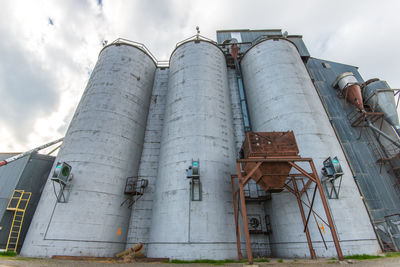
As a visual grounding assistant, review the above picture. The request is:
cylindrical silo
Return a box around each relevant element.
[240,38,380,257]
[21,43,156,257]
[147,40,237,259]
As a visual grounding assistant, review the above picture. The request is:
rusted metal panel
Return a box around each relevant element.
[242,131,299,158]
[241,132,299,192]
[243,161,291,192]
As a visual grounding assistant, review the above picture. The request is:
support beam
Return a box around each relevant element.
[292,177,316,259]
[304,185,318,233]
[236,163,253,264]
[242,161,263,185]
[231,176,242,260]
[309,160,344,261]
[300,179,313,196]
[288,162,317,182]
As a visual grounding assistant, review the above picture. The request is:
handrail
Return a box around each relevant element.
[105,35,222,68]
[175,34,217,48]
[105,38,170,68]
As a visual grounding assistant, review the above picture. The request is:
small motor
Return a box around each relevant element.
[322,156,343,180]
[52,162,72,184]
[186,159,200,179]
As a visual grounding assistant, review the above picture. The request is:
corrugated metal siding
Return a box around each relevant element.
[306,58,400,223]
[0,153,54,250]
[0,154,28,220]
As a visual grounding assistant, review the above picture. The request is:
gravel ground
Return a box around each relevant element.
[1,257,400,267]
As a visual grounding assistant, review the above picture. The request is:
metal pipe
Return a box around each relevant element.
[234,60,251,132]
[367,120,400,148]
[0,137,64,167]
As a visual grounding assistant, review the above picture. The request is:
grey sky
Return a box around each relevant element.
[0,0,399,152]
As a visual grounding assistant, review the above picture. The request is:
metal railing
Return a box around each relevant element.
[107,34,231,68]
[175,34,217,48]
[107,38,169,68]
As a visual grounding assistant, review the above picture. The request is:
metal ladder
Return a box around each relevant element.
[6,190,31,252]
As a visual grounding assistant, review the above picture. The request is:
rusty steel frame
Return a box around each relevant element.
[231,158,344,264]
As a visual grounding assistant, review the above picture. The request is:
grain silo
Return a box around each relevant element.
[8,28,400,262]
[147,39,238,260]
[21,42,156,257]
[239,38,380,257]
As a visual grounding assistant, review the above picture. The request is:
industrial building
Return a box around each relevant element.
[1,29,400,261]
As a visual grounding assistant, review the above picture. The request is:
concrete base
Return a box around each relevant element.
[270,239,381,259]
[20,239,125,258]
[147,243,238,260]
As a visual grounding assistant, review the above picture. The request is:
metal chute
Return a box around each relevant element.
[363,79,400,135]
[333,72,364,110]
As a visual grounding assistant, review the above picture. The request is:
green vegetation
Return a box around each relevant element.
[0,251,17,257]
[277,258,283,263]
[254,258,270,262]
[343,254,382,260]
[169,259,240,265]
[167,258,269,265]
[385,252,400,258]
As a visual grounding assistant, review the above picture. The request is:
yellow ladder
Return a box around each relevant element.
[6,190,31,252]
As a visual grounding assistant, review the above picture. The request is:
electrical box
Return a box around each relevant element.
[322,157,343,179]
[186,159,200,179]
[51,162,72,184]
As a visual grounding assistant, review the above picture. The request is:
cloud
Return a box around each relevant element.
[0,0,399,152]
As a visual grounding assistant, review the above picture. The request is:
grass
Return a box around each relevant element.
[0,251,17,257]
[167,258,269,265]
[385,252,400,258]
[254,258,270,262]
[343,254,382,260]
[277,258,283,263]
[334,252,400,261]
[170,259,239,265]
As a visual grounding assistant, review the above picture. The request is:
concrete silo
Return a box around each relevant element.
[240,38,380,257]
[21,43,156,257]
[147,40,238,259]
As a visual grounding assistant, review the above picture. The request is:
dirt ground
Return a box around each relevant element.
[1,256,400,267]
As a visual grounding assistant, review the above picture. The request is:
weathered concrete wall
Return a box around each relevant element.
[126,68,169,253]
[147,41,237,260]
[21,44,156,257]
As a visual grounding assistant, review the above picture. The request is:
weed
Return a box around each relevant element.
[343,254,381,260]
[254,258,270,262]
[167,258,267,265]
[0,251,17,257]
[385,252,400,258]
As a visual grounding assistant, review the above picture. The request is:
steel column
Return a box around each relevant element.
[231,175,242,259]
[236,162,253,264]
[309,160,344,260]
[291,177,316,259]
